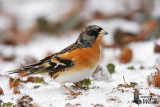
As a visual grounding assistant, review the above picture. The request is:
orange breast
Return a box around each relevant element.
[60,38,101,71]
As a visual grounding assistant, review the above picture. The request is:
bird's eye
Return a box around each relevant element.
[86,30,98,36]
[98,28,103,32]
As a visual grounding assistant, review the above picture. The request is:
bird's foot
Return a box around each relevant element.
[61,83,81,98]
[69,91,81,98]
[73,82,85,89]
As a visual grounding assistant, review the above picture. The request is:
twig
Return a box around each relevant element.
[123,76,127,86]
[156,67,160,75]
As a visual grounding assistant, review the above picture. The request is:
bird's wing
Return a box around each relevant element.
[8,54,75,77]
[8,43,79,77]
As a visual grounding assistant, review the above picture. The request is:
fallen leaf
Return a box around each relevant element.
[65,103,76,107]
[9,78,20,89]
[17,95,33,107]
[0,87,4,95]
[26,77,44,83]
[154,44,160,53]
[129,82,138,87]
[150,92,156,96]
[0,52,16,62]
[140,66,145,69]
[94,104,104,107]
[127,66,135,70]
[33,85,40,89]
[119,47,132,63]
[147,67,160,87]
[13,87,20,94]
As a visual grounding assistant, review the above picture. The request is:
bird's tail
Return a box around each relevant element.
[8,63,45,77]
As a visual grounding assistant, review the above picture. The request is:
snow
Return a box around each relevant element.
[0,33,160,106]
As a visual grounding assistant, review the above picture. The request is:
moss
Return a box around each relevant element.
[107,63,115,74]
[127,66,135,70]
[0,100,14,107]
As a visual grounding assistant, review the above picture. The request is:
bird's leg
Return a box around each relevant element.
[61,83,80,98]
[73,82,85,89]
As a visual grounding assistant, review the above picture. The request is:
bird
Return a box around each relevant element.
[9,25,108,97]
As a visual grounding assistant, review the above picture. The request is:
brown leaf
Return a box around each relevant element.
[154,68,160,87]
[154,74,160,87]
[147,68,160,87]
[0,52,16,62]
[65,103,81,107]
[0,87,4,95]
[65,103,73,107]
[150,92,156,96]
[29,104,39,107]
[33,85,40,89]
[94,12,107,20]
[13,87,20,94]
[10,78,20,89]
[26,77,44,83]
[141,20,157,34]
[119,47,133,63]
[140,66,145,69]
[154,44,160,53]
[94,104,104,107]
[17,95,33,107]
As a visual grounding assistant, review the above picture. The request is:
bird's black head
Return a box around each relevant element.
[76,25,108,48]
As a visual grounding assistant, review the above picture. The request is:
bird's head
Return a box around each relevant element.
[76,25,108,48]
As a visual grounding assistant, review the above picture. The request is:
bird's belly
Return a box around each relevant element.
[54,67,97,83]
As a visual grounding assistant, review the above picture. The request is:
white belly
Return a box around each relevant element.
[55,67,97,83]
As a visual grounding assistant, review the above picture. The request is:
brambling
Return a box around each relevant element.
[9,25,108,97]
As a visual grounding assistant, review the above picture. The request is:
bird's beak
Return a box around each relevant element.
[99,30,108,37]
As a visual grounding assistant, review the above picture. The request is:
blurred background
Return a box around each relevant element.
[0,0,160,71]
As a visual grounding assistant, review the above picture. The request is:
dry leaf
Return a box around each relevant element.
[0,87,4,95]
[150,92,156,96]
[119,47,132,63]
[154,44,160,53]
[147,68,160,87]
[17,95,33,107]
[33,85,40,89]
[154,74,160,87]
[13,87,20,94]
[26,77,44,83]
[0,52,16,62]
[65,103,74,107]
[10,78,20,89]
[94,104,104,107]
[141,20,157,34]
[65,103,81,107]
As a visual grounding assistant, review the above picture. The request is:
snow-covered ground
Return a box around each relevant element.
[0,32,160,107]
